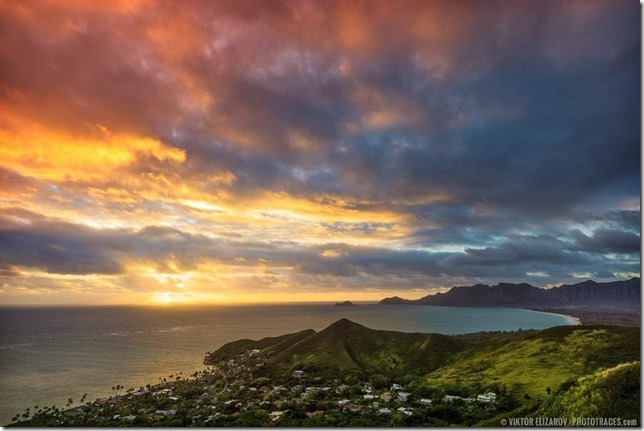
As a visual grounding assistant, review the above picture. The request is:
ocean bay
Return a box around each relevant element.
[0,304,573,424]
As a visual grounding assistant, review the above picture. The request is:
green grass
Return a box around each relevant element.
[537,361,640,423]
[268,318,467,378]
[204,328,316,363]
[425,325,640,400]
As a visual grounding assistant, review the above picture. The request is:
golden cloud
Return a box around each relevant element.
[0,109,185,182]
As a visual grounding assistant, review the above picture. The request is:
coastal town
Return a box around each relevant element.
[11,346,510,427]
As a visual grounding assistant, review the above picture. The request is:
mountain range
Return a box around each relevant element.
[379,278,640,308]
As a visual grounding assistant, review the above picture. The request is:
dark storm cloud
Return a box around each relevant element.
[0,210,124,275]
[583,210,641,232]
[571,228,641,255]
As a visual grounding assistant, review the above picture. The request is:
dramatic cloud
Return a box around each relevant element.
[0,0,639,304]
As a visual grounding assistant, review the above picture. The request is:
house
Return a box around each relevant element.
[259,386,270,392]
[268,411,285,422]
[378,407,392,415]
[477,392,496,403]
[122,415,136,421]
[291,385,303,393]
[292,370,306,379]
[419,398,432,406]
[380,392,393,402]
[345,403,362,413]
[443,395,462,403]
[337,399,350,406]
[336,384,349,394]
[397,392,411,402]
[391,383,402,391]
[363,394,374,401]
[397,407,413,416]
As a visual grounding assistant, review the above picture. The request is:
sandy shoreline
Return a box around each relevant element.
[521,308,582,326]
[562,314,582,325]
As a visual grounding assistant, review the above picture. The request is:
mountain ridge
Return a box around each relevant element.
[380,277,640,308]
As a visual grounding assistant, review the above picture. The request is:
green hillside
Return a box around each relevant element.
[537,361,640,423]
[207,318,467,379]
[269,318,466,377]
[204,328,316,364]
[425,325,640,400]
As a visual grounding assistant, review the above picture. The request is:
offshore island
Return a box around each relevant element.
[335,301,358,306]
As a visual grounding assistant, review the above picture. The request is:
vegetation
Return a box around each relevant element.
[426,325,639,400]
[537,361,640,421]
[7,320,640,427]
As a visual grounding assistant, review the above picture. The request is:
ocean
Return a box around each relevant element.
[0,303,573,424]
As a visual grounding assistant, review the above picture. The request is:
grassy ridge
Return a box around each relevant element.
[204,329,316,363]
[425,325,639,400]
[270,318,466,377]
[536,361,640,422]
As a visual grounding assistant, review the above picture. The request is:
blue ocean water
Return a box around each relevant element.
[0,303,572,424]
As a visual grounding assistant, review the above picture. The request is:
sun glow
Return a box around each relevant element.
[150,291,191,305]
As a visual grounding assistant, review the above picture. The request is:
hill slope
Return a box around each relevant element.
[204,328,316,364]
[537,361,640,422]
[425,325,640,399]
[206,318,466,378]
[271,318,466,376]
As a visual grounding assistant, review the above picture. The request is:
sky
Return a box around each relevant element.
[0,0,640,305]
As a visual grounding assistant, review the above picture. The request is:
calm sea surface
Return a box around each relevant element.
[0,303,573,424]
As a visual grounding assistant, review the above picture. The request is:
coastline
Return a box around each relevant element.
[520,308,582,326]
[562,314,582,325]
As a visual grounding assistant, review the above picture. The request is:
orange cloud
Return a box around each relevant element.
[0,109,185,182]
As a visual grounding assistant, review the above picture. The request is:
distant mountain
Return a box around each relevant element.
[380,278,640,308]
